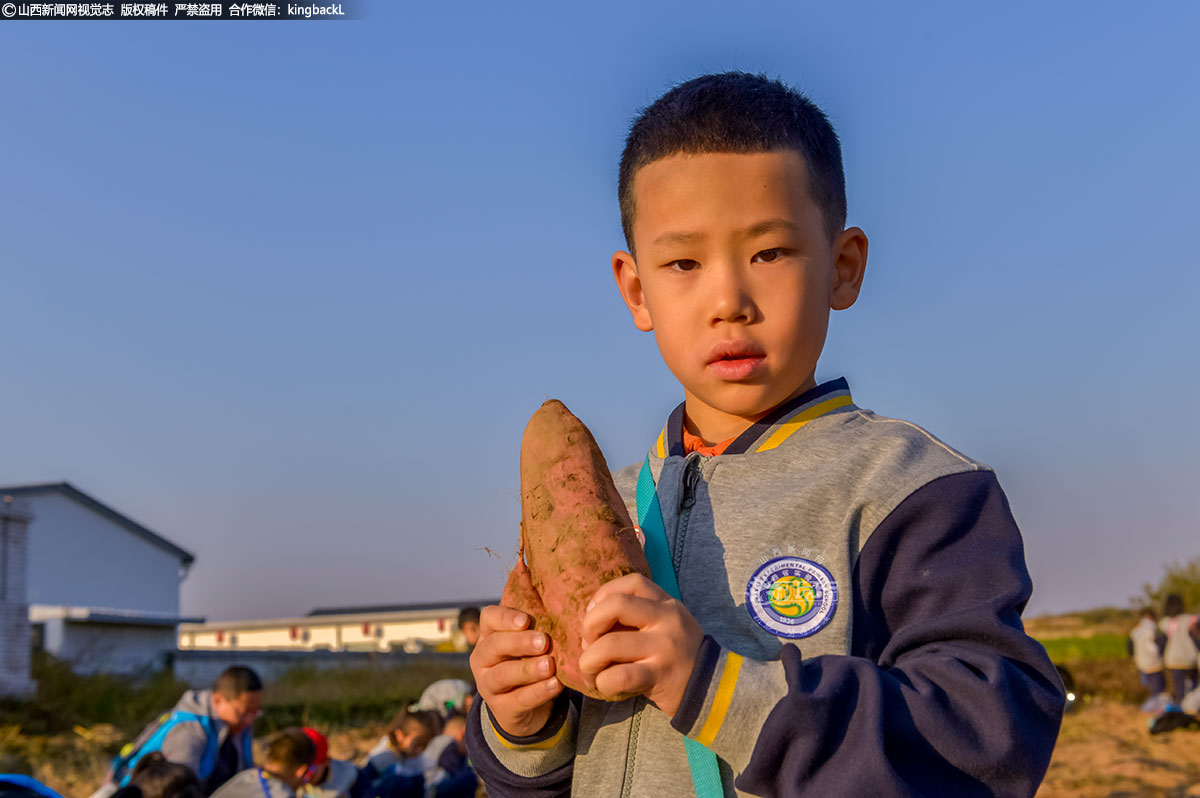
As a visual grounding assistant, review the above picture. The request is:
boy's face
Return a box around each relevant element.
[614,150,867,440]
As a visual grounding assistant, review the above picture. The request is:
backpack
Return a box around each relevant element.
[110,711,252,786]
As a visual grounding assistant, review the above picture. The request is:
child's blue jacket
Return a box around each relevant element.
[467,378,1065,797]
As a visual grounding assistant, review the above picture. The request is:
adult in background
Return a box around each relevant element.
[1159,594,1200,704]
[94,666,263,798]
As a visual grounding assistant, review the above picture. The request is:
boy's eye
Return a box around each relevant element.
[752,248,786,263]
[667,259,700,272]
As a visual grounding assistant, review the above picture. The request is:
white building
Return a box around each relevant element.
[179,600,495,653]
[0,482,202,674]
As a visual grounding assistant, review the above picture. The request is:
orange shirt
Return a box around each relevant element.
[681,428,737,457]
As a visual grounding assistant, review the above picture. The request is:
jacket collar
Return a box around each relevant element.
[652,377,855,458]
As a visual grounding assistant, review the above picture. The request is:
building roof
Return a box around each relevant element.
[0,482,195,566]
[29,604,205,626]
[307,599,498,617]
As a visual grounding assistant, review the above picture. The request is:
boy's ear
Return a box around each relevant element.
[613,250,654,332]
[830,226,868,311]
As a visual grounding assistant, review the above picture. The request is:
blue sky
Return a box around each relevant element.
[1,0,1197,622]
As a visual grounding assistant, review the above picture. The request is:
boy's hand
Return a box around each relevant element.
[578,573,703,718]
[470,605,563,737]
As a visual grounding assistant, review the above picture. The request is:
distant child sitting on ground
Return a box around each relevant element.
[1129,607,1168,709]
[465,72,1065,798]
[210,728,314,798]
[298,729,367,798]
[413,679,474,719]
[111,753,203,798]
[419,715,476,798]
[362,709,438,797]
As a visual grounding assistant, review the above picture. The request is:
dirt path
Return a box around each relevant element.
[1038,699,1200,798]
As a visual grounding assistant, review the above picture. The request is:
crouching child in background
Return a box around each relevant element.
[110,752,204,798]
[419,715,475,798]
[361,709,438,798]
[209,728,314,798]
[298,728,369,798]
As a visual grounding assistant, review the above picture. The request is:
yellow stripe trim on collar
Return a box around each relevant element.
[489,713,569,750]
[695,651,743,748]
[655,425,667,458]
[755,394,854,453]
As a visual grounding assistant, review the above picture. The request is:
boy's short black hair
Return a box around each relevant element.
[1164,594,1185,617]
[128,752,203,798]
[618,71,847,250]
[266,727,317,771]
[213,665,263,698]
[457,606,480,627]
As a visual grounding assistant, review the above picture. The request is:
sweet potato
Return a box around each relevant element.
[501,399,651,700]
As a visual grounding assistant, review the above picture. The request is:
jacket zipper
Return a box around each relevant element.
[673,456,703,573]
[621,696,645,798]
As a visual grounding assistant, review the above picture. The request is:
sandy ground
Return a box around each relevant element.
[1037,699,1200,798]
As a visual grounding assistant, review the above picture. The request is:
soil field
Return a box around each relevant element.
[1037,699,1200,798]
[14,699,1200,798]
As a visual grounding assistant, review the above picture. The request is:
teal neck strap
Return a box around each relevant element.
[637,454,723,798]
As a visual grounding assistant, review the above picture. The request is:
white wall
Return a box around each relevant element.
[24,493,183,615]
[47,620,177,674]
[180,615,457,652]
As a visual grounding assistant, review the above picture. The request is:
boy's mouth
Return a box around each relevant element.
[706,341,766,379]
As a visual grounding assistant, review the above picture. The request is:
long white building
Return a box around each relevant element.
[179,599,496,653]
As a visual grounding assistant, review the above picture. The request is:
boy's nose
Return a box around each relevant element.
[708,265,758,325]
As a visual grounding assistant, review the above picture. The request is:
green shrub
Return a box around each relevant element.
[0,653,187,736]
[259,660,473,732]
[1139,556,1200,612]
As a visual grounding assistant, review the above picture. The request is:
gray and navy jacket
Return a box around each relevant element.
[467,378,1066,798]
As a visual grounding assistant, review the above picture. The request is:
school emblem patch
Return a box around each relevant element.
[745,556,837,639]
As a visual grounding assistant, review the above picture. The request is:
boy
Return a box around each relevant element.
[465,72,1065,797]
[97,666,262,798]
[413,678,474,718]
[298,728,366,798]
[420,715,477,798]
[362,708,439,797]
[1128,607,1167,708]
[209,728,314,798]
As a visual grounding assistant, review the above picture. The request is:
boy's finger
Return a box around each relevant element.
[577,630,653,678]
[594,662,652,701]
[503,675,562,710]
[581,592,661,644]
[473,629,549,668]
[587,572,665,614]
[485,655,556,695]
[480,605,531,636]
